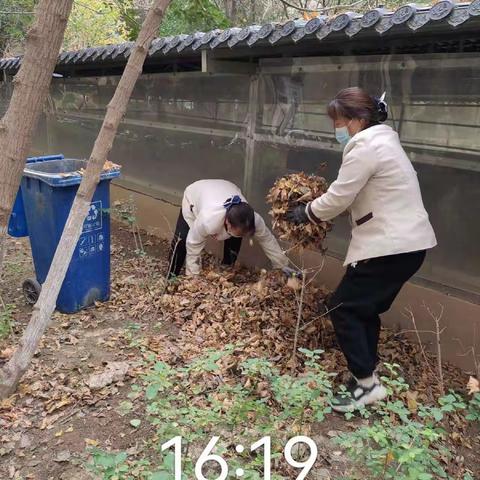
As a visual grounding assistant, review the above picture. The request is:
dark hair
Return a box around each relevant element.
[226,202,255,235]
[327,87,388,126]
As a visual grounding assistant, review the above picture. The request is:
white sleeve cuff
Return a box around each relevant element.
[305,202,322,224]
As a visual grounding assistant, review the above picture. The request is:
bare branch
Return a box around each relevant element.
[453,337,480,379]
[422,303,445,395]
[277,0,366,13]
[299,301,342,331]
[402,307,438,380]
[291,257,306,372]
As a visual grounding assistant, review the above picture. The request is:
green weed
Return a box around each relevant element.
[0,303,15,340]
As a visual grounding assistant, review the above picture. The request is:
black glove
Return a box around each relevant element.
[286,204,309,225]
[282,266,303,279]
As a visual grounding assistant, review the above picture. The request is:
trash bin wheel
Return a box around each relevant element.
[22,278,41,305]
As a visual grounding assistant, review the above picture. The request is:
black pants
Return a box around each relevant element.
[328,250,426,379]
[167,210,243,277]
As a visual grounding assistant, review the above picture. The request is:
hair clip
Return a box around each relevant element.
[223,195,242,210]
[377,91,388,112]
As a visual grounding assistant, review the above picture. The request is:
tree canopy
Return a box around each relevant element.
[0,0,36,56]
[1,0,416,57]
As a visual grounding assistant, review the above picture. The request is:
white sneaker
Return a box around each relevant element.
[331,376,387,413]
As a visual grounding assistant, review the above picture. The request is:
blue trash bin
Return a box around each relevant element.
[19,158,121,313]
[8,154,65,238]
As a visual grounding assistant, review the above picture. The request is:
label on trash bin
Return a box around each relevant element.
[78,232,106,259]
[78,201,105,259]
[82,201,103,233]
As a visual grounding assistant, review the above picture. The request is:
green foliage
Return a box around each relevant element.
[0,0,229,56]
[159,0,230,37]
[118,400,134,416]
[113,199,137,226]
[0,0,136,55]
[107,0,141,41]
[0,303,15,340]
[130,418,142,428]
[0,0,36,56]
[271,349,334,423]
[336,364,467,480]
[88,449,130,479]
[187,344,236,373]
[63,0,127,50]
[87,356,478,480]
[466,392,480,422]
[123,322,142,347]
[89,347,333,479]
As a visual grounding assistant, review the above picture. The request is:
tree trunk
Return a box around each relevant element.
[223,0,238,22]
[0,0,74,277]
[0,0,172,399]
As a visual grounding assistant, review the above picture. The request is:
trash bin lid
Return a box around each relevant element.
[23,158,120,187]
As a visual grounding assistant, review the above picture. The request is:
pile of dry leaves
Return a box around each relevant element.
[156,266,332,373]
[266,172,333,251]
[102,240,469,400]
[77,160,121,176]
[103,251,462,404]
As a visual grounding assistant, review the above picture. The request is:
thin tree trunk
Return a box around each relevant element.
[224,0,238,22]
[0,0,74,277]
[0,0,172,399]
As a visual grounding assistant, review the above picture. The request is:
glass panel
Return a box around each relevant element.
[47,73,249,201]
[252,53,480,295]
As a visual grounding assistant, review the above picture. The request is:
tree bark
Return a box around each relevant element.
[223,0,238,22]
[0,0,74,277]
[0,0,172,399]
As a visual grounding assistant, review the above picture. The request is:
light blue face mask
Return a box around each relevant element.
[225,224,243,238]
[335,126,351,146]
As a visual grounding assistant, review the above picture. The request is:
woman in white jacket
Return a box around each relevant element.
[168,179,293,278]
[288,87,437,412]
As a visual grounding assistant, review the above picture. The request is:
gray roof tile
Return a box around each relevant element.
[163,35,188,54]
[210,27,241,48]
[429,0,455,20]
[408,11,431,30]
[469,0,480,15]
[392,4,419,25]
[331,11,358,31]
[177,32,203,51]
[448,7,471,25]
[1,2,479,73]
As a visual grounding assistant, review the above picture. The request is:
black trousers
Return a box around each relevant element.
[167,210,243,277]
[327,250,426,379]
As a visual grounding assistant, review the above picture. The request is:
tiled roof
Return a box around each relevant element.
[1,0,479,73]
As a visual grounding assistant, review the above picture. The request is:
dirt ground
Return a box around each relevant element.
[0,223,478,480]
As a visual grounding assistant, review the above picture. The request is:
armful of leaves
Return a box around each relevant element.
[266,172,333,252]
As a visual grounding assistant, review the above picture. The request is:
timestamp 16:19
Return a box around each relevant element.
[161,435,318,480]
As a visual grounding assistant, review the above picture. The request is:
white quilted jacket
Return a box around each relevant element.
[182,179,289,275]
[307,124,437,265]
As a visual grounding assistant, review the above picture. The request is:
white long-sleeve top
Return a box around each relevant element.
[306,124,437,266]
[181,179,289,275]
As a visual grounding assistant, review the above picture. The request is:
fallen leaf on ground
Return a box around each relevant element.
[467,376,479,395]
[0,347,14,359]
[54,450,71,462]
[406,390,418,413]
